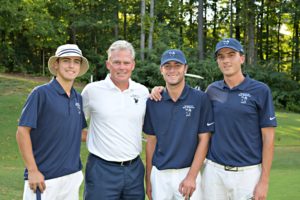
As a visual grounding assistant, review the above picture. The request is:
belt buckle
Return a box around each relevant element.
[224,166,238,172]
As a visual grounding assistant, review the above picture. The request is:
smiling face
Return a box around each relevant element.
[106,49,135,90]
[216,48,245,78]
[160,61,187,87]
[54,56,81,82]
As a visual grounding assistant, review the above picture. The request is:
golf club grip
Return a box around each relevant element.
[36,187,41,200]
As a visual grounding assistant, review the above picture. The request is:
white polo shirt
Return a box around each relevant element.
[82,74,149,162]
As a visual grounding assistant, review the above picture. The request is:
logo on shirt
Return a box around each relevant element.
[131,94,140,104]
[238,93,251,104]
[270,116,276,120]
[182,105,195,117]
[75,102,81,114]
[207,122,214,126]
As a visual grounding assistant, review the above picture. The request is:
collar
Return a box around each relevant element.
[217,74,251,91]
[104,74,136,91]
[162,84,190,101]
[49,78,76,98]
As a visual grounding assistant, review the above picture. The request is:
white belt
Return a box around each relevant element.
[206,159,261,172]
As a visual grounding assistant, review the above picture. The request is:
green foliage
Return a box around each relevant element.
[0,0,300,112]
[245,62,300,113]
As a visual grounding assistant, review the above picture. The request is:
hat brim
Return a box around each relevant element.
[48,56,89,77]
[160,58,186,67]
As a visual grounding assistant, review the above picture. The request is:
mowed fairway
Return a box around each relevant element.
[0,74,299,199]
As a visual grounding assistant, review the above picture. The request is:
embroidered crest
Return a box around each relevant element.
[131,94,140,104]
[168,51,176,56]
[182,105,195,117]
[222,39,230,45]
[75,102,81,114]
[238,93,251,104]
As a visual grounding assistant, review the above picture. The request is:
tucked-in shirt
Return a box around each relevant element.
[206,75,277,167]
[19,78,87,180]
[82,74,149,161]
[143,84,214,170]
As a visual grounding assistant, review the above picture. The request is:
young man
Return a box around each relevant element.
[143,49,213,200]
[82,40,149,200]
[150,39,277,200]
[202,38,277,200]
[16,44,89,200]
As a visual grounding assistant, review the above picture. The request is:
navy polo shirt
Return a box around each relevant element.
[18,78,87,180]
[143,84,214,170]
[206,75,277,167]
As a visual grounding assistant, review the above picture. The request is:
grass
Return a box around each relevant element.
[0,74,300,199]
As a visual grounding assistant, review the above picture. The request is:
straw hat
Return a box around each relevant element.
[48,44,89,77]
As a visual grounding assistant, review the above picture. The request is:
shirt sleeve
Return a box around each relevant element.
[81,85,91,120]
[258,85,277,128]
[18,88,41,128]
[143,99,155,135]
[198,93,214,134]
[79,96,88,129]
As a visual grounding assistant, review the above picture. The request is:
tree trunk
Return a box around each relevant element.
[148,0,155,51]
[277,1,282,72]
[292,7,300,81]
[258,0,264,61]
[246,0,256,65]
[114,2,119,39]
[198,0,204,60]
[266,3,270,61]
[212,0,217,43]
[235,0,241,41]
[140,0,145,61]
[229,0,233,38]
[204,0,207,57]
[123,0,127,40]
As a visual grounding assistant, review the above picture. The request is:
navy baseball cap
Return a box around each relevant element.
[215,38,244,56]
[160,49,187,67]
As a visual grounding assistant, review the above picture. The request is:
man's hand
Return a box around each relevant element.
[146,178,152,200]
[253,180,269,200]
[149,86,164,101]
[28,169,46,193]
[178,176,196,200]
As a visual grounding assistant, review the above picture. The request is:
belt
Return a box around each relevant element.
[91,153,139,166]
[206,159,260,172]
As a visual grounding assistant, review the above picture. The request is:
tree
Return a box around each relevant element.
[198,0,204,60]
[148,0,155,51]
[140,0,146,61]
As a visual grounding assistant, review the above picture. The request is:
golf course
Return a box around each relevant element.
[0,74,299,200]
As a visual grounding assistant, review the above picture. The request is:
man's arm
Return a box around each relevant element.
[16,126,46,193]
[145,135,157,200]
[253,127,275,200]
[179,132,211,199]
[81,129,88,142]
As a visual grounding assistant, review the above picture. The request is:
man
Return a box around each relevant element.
[16,44,89,200]
[202,38,277,200]
[150,38,277,200]
[82,40,149,200]
[143,49,213,200]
